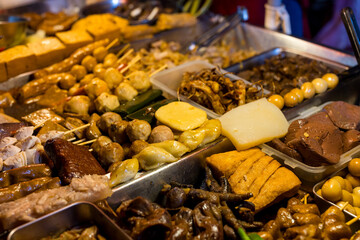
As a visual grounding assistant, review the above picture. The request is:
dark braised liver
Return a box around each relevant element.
[44,138,105,184]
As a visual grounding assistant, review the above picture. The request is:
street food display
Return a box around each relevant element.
[0,3,359,240]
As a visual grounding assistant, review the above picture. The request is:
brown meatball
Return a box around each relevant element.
[70,65,87,81]
[99,142,124,168]
[128,140,149,158]
[148,125,174,143]
[91,136,112,156]
[59,74,76,90]
[126,119,151,142]
[108,120,129,144]
[98,112,122,132]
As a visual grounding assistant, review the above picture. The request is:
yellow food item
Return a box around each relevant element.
[155,102,207,131]
[135,145,178,170]
[290,88,304,103]
[312,78,328,94]
[353,194,360,207]
[321,178,342,202]
[151,140,189,158]
[316,189,322,197]
[219,98,289,150]
[156,13,197,31]
[27,37,66,68]
[337,201,356,215]
[322,73,339,89]
[346,173,360,188]
[349,158,360,177]
[354,187,360,197]
[331,176,346,189]
[268,94,284,109]
[343,179,353,192]
[109,158,139,187]
[301,82,316,99]
[0,61,7,83]
[0,45,37,78]
[341,190,353,205]
[355,207,360,215]
[56,30,93,56]
[284,92,299,107]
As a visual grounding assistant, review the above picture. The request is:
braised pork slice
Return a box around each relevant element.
[324,101,360,130]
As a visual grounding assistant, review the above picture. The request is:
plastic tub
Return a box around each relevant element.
[150,60,270,119]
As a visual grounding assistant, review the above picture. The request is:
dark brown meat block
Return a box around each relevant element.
[0,122,26,140]
[324,101,360,130]
[44,138,105,185]
[268,138,303,161]
[342,130,360,152]
[284,119,307,144]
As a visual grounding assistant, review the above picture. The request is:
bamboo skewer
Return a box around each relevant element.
[120,55,141,74]
[150,64,167,77]
[117,49,134,65]
[89,149,93,152]
[347,215,360,225]
[340,202,349,211]
[78,139,97,146]
[300,194,309,205]
[116,43,130,58]
[105,38,119,50]
[63,123,90,135]
[67,137,77,142]
[72,138,86,144]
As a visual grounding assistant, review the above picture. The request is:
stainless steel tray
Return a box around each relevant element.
[313,169,360,232]
[7,201,131,240]
[108,137,235,209]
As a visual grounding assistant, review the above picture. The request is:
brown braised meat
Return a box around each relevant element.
[324,101,360,130]
[342,130,360,152]
[44,138,105,184]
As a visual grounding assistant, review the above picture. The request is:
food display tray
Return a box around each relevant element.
[7,202,131,240]
[225,47,350,120]
[258,101,360,190]
[313,169,360,232]
[150,60,270,119]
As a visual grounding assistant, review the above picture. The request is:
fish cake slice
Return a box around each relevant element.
[206,148,260,178]
[248,159,281,198]
[233,155,273,194]
[229,150,265,188]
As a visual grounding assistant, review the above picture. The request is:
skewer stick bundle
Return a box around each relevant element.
[120,55,141,74]
[63,123,90,135]
[72,138,86,144]
[116,43,130,58]
[78,139,97,146]
[105,38,119,50]
[67,137,77,142]
[117,49,134,64]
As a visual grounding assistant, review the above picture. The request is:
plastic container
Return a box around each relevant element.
[150,60,270,119]
[258,101,360,189]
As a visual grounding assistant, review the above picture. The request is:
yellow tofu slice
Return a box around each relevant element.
[27,37,66,68]
[56,30,94,56]
[0,45,37,78]
[0,61,7,82]
[86,22,120,42]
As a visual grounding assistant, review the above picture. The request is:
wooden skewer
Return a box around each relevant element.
[116,43,130,58]
[120,55,141,74]
[73,138,86,144]
[300,193,309,205]
[340,202,349,211]
[347,215,360,225]
[105,38,119,50]
[150,64,167,77]
[117,49,134,64]
[63,123,90,135]
[89,148,93,152]
[67,137,77,142]
[78,139,97,146]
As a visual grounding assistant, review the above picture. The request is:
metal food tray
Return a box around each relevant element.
[225,47,350,120]
[313,168,360,233]
[7,201,131,240]
[258,101,360,191]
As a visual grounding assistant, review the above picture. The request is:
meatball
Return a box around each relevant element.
[127,70,151,92]
[148,125,174,143]
[84,78,110,99]
[91,136,112,155]
[86,113,102,139]
[58,74,76,90]
[64,96,91,115]
[98,112,122,132]
[70,65,87,81]
[128,140,149,158]
[126,119,151,142]
[104,67,123,90]
[81,55,97,72]
[99,142,124,168]
[114,81,138,102]
[108,120,129,144]
[94,92,120,113]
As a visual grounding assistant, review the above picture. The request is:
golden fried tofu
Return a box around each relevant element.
[27,37,66,68]
[86,22,120,42]
[251,167,301,212]
[123,25,158,41]
[0,45,37,78]
[56,30,93,56]
[156,13,197,31]
[0,61,7,82]
[206,148,260,178]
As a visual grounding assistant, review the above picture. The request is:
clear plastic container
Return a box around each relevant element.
[150,60,270,119]
[258,101,360,188]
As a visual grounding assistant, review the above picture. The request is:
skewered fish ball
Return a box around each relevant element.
[103,53,117,68]
[127,70,151,92]
[267,94,284,109]
[93,64,106,79]
[58,74,76,90]
[70,65,87,81]
[80,74,94,86]
[148,125,174,143]
[94,92,120,113]
[98,112,122,132]
[104,67,123,89]
[126,119,151,142]
[81,55,98,72]
[322,73,339,89]
[312,78,328,94]
[93,46,108,62]
[84,78,110,99]
[91,136,112,155]
[115,81,138,102]
[290,88,304,103]
[284,92,299,107]
[301,82,316,99]
[99,142,124,167]
[64,96,91,115]
[108,120,129,144]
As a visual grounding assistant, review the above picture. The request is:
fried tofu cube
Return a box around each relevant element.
[0,61,7,82]
[27,37,66,68]
[86,22,121,42]
[56,30,93,56]
[0,45,37,78]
